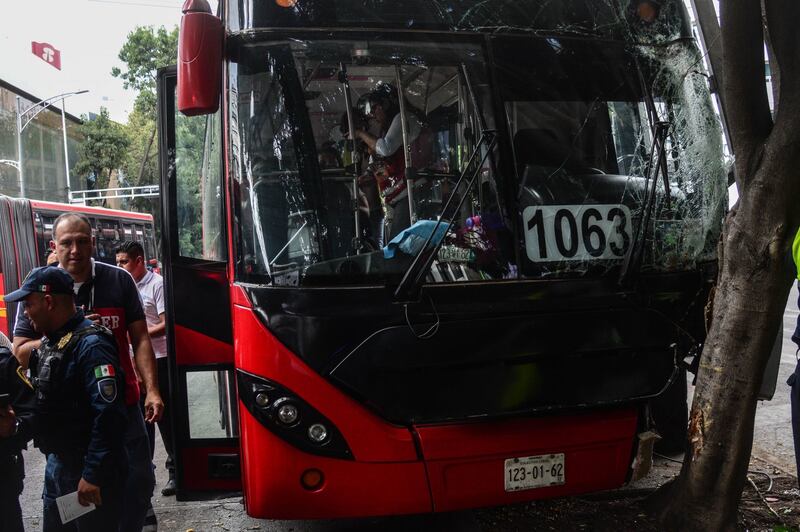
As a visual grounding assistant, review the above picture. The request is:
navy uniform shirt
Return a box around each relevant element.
[36,311,128,485]
[16,260,145,406]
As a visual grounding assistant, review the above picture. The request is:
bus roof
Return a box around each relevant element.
[27,199,154,222]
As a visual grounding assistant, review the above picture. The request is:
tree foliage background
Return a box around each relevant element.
[112,25,180,249]
[73,107,129,192]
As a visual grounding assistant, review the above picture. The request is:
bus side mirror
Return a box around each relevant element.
[178,0,223,116]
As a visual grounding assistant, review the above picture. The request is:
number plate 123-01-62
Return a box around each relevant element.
[504,453,566,492]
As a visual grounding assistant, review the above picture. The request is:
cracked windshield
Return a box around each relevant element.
[228,1,726,287]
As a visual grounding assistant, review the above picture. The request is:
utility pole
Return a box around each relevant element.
[15,96,26,198]
[60,99,73,200]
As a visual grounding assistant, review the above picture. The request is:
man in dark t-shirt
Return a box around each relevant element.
[14,258,145,404]
[13,213,163,532]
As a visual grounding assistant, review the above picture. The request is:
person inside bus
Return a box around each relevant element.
[349,83,424,245]
[318,141,343,170]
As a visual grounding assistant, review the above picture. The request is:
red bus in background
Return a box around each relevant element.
[159,0,729,519]
[0,195,157,338]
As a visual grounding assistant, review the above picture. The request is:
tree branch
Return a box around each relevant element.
[137,126,157,184]
[720,0,772,176]
[764,0,800,143]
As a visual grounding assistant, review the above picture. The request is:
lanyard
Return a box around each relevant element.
[75,260,96,312]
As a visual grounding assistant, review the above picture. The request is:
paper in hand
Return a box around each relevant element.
[56,491,96,524]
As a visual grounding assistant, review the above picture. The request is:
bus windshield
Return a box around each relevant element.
[230,34,726,286]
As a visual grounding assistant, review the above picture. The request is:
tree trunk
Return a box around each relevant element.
[137,126,157,185]
[656,166,794,530]
[655,0,800,529]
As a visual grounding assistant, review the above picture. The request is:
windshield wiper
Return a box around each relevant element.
[618,120,671,287]
[393,129,497,302]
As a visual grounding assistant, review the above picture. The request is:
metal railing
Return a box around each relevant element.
[69,185,160,203]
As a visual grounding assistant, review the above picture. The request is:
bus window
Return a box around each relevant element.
[144,224,158,263]
[185,369,239,439]
[123,223,134,242]
[495,37,726,276]
[232,40,513,286]
[40,214,57,264]
[174,103,224,261]
[96,218,122,265]
[33,212,47,265]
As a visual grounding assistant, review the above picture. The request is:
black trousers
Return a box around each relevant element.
[790,357,800,488]
[0,455,24,532]
[790,283,800,488]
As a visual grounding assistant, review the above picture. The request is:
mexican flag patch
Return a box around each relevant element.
[94,365,115,379]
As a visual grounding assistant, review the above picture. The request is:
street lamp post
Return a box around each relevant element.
[16,89,89,200]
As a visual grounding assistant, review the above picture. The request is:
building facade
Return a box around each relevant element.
[0,79,83,202]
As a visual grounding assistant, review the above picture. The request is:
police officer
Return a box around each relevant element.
[4,267,128,531]
[789,229,800,487]
[0,336,36,532]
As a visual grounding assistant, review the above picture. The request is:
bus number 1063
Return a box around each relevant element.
[522,204,633,262]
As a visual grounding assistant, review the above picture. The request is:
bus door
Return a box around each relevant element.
[157,66,240,497]
[0,197,38,336]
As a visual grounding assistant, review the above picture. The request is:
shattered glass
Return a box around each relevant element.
[228,0,727,286]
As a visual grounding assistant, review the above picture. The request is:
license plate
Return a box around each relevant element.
[504,453,565,492]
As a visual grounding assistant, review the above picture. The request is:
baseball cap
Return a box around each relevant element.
[4,266,75,302]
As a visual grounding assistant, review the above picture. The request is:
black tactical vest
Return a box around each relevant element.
[32,324,114,455]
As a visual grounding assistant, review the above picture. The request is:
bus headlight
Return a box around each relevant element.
[277,402,299,425]
[307,423,328,443]
[237,369,353,460]
[255,392,270,408]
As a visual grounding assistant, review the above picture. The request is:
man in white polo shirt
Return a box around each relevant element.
[116,240,176,497]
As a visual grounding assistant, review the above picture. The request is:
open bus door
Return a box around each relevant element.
[157,66,241,499]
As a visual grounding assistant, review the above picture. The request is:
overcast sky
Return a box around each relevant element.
[2,0,183,123]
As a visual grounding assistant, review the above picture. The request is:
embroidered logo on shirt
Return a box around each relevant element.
[56,332,73,350]
[94,364,115,379]
[97,378,117,403]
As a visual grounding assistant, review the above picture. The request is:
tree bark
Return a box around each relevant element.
[656,0,800,529]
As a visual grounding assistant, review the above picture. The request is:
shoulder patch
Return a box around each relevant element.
[16,365,33,390]
[97,378,118,403]
[56,332,73,350]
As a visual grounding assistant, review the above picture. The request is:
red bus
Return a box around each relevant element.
[159,0,728,518]
[0,195,157,338]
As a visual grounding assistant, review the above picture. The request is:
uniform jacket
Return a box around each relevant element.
[32,311,128,485]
